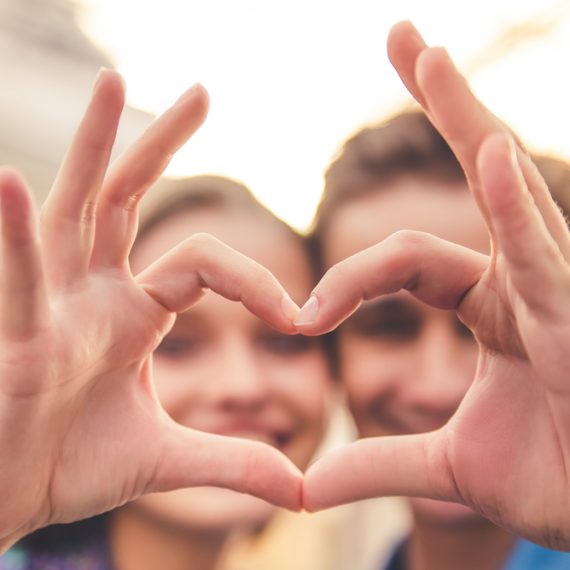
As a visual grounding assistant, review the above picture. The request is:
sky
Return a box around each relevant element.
[77,0,570,230]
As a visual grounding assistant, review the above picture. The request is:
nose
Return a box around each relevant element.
[207,333,269,411]
[406,317,477,420]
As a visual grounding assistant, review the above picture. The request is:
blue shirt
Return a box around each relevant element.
[383,537,570,570]
[504,539,570,570]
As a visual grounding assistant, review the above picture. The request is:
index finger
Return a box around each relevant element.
[294,231,486,334]
[136,233,300,334]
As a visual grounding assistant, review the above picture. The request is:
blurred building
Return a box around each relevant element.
[0,0,153,204]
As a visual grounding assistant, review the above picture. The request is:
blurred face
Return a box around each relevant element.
[323,175,489,526]
[130,206,331,532]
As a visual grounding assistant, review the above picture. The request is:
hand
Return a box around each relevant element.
[300,21,570,549]
[0,71,302,551]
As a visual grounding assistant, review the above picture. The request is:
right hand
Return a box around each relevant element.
[0,71,302,551]
[301,21,570,550]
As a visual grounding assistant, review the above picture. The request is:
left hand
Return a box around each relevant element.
[0,72,302,551]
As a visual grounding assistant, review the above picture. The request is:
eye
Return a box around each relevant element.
[353,317,420,341]
[258,332,315,355]
[155,335,202,358]
[344,300,421,343]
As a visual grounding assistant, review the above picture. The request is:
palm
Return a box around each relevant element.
[0,259,166,539]
[443,262,564,530]
[0,72,301,549]
[26,278,172,519]
[442,246,568,533]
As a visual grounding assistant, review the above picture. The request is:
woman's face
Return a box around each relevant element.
[129,206,331,532]
[323,175,489,525]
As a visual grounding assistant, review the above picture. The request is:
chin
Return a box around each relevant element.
[409,497,483,528]
[135,487,277,533]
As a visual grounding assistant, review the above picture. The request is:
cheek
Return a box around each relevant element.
[279,357,330,421]
[340,341,396,410]
[270,354,332,439]
[151,359,201,415]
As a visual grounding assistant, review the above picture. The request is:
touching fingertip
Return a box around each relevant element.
[294,294,319,326]
[281,294,300,323]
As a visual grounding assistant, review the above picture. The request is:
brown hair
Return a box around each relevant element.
[312,110,569,244]
[313,112,464,238]
[137,174,293,245]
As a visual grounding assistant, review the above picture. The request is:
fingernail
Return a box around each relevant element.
[281,294,300,322]
[175,82,204,106]
[92,66,108,91]
[434,46,452,61]
[295,295,319,326]
[505,134,519,165]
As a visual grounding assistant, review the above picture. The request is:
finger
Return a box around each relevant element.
[0,169,48,338]
[91,83,209,270]
[387,20,429,108]
[154,423,303,511]
[414,46,569,252]
[303,432,457,511]
[136,233,300,333]
[387,24,493,233]
[414,46,513,186]
[294,231,487,334]
[41,70,125,287]
[477,133,570,316]
[515,148,570,262]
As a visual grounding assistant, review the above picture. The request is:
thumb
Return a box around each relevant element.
[152,422,303,511]
[303,431,458,511]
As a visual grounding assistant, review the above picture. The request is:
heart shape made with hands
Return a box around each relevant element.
[3,19,569,554]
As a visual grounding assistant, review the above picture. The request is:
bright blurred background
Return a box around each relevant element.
[1,0,569,230]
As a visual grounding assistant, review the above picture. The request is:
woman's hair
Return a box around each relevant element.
[136,174,299,250]
[312,110,570,243]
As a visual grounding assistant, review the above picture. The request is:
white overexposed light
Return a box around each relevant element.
[77,0,570,230]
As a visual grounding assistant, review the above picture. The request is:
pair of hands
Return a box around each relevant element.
[1,21,569,551]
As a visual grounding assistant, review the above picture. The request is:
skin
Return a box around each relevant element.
[299,21,570,550]
[0,73,303,552]
[109,208,330,570]
[2,20,570,553]
[323,178,520,569]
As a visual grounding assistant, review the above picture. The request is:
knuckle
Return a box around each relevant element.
[324,259,351,282]
[185,232,219,256]
[389,229,430,249]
